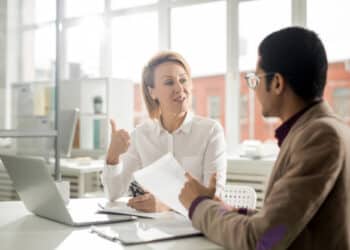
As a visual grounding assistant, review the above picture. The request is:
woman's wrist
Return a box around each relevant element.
[106,154,120,165]
[106,159,119,165]
[106,147,120,165]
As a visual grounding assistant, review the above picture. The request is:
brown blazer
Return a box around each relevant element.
[192,102,350,250]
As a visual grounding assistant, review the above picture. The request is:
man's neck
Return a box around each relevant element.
[279,93,321,122]
[280,101,308,122]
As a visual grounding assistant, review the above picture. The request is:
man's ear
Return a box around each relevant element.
[272,73,285,95]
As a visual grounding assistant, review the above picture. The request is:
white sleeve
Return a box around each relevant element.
[100,130,142,201]
[202,121,227,198]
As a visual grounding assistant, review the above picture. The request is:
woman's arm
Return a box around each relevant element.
[101,129,142,201]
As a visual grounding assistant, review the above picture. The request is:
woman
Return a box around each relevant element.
[101,51,226,212]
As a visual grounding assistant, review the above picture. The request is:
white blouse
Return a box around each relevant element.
[101,112,227,201]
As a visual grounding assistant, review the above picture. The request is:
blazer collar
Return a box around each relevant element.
[285,101,336,142]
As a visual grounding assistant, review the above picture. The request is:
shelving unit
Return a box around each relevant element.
[59,77,134,155]
[0,77,134,201]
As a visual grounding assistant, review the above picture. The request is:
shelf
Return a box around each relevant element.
[0,130,57,138]
[80,113,107,119]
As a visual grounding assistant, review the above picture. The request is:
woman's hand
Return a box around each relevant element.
[127,193,170,212]
[106,119,130,165]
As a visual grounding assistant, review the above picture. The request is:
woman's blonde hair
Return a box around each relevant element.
[142,51,191,119]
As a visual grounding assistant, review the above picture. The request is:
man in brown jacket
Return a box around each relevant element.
[179,26,350,250]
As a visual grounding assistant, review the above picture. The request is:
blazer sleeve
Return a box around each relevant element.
[100,130,142,201]
[191,121,344,249]
[202,121,227,198]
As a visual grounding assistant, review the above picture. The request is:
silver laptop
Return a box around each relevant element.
[0,154,135,226]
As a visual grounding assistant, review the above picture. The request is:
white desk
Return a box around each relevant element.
[0,199,223,250]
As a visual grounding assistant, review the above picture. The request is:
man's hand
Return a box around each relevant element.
[106,119,130,165]
[179,172,216,209]
[127,193,170,212]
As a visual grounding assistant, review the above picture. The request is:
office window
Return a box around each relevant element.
[192,75,225,126]
[65,0,104,18]
[22,25,56,81]
[111,0,157,10]
[239,0,291,71]
[22,0,56,25]
[65,17,104,79]
[171,1,226,77]
[332,88,350,119]
[171,2,226,130]
[208,96,221,121]
[308,0,350,126]
[239,0,291,142]
[111,12,158,82]
[308,0,350,62]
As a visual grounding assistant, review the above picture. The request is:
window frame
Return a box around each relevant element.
[17,0,308,155]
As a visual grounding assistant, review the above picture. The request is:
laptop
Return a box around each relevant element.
[0,154,135,226]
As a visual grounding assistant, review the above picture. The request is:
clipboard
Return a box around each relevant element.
[91,213,202,245]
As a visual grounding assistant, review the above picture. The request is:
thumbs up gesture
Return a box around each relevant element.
[106,119,130,165]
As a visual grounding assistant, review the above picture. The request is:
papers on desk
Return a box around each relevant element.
[134,153,188,217]
[90,212,201,245]
[99,198,175,219]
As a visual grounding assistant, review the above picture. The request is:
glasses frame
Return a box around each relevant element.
[244,72,276,90]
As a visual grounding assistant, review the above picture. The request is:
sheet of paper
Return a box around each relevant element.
[100,198,175,219]
[133,153,188,216]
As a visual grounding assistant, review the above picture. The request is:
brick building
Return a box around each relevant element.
[134,61,350,142]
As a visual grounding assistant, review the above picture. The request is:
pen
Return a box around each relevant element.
[90,226,117,242]
[97,202,105,209]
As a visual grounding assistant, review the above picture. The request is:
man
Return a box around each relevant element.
[179,26,350,249]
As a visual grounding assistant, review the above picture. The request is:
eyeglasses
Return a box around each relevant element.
[244,72,275,89]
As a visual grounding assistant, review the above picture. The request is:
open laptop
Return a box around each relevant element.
[0,154,135,226]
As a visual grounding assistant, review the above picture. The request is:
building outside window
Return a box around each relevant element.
[208,96,221,122]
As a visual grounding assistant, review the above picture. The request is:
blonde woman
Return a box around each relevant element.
[101,51,227,212]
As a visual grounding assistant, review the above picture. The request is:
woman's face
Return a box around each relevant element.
[150,61,192,117]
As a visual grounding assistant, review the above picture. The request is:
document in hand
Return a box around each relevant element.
[133,153,188,216]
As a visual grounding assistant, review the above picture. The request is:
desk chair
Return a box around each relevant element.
[223,184,257,209]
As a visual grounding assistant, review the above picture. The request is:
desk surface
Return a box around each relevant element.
[0,199,223,250]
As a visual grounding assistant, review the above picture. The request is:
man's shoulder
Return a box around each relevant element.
[301,115,348,135]
[290,115,349,149]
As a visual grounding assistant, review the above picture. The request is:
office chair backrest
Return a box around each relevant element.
[223,184,257,209]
